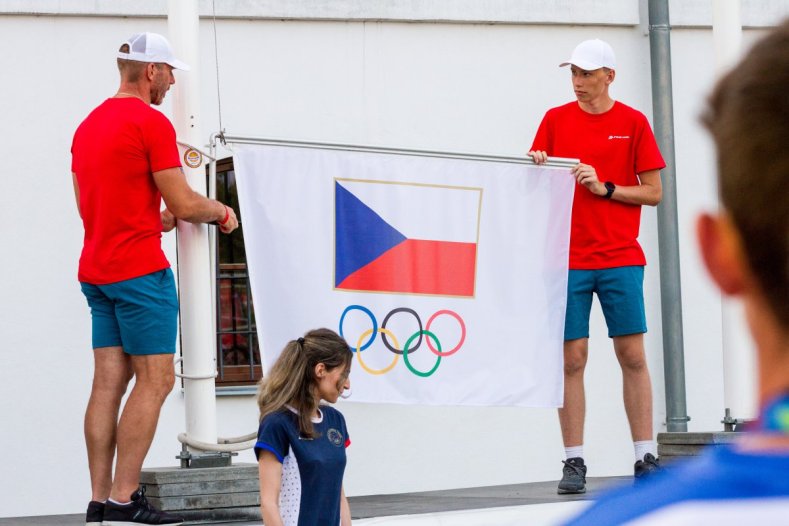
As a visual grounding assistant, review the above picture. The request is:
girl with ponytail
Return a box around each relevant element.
[255,328,353,526]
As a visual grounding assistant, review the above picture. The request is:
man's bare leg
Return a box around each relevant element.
[613,333,653,442]
[85,346,132,502]
[110,354,175,502]
[559,337,589,448]
[557,338,590,494]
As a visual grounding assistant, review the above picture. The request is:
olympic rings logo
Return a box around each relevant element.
[338,305,466,378]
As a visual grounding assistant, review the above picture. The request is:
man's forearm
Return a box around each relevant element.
[170,193,226,224]
[608,183,662,206]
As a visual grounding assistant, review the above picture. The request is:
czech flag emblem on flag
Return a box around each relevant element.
[334,179,481,297]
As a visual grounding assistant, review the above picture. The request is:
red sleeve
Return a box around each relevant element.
[530,112,552,154]
[633,115,666,174]
[143,111,182,173]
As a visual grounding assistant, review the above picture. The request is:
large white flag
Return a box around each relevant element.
[234,144,574,407]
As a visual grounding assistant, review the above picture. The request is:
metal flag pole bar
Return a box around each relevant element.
[215,134,580,168]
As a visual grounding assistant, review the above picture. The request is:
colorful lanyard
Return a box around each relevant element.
[760,394,789,433]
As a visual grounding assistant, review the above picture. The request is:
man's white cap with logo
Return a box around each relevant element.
[117,32,190,71]
[559,39,616,71]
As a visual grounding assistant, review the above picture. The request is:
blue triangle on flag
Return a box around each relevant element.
[335,181,406,287]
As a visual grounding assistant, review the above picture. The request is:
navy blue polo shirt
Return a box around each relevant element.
[255,406,350,526]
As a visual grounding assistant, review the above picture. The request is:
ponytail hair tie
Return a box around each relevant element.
[297,337,305,345]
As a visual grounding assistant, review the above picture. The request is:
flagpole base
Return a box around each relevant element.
[140,464,260,524]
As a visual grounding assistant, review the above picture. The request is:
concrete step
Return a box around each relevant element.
[140,463,261,522]
[657,431,741,463]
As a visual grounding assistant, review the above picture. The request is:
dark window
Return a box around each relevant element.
[214,157,262,386]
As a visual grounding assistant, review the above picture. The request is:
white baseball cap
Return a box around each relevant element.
[117,32,190,71]
[559,39,616,71]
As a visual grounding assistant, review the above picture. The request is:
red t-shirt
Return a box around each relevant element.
[531,101,666,269]
[71,98,182,284]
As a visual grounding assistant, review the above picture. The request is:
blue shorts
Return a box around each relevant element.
[564,266,647,340]
[80,268,178,355]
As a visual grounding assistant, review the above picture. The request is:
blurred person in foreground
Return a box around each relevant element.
[563,18,789,525]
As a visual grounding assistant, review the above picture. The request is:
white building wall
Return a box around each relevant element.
[1,0,787,518]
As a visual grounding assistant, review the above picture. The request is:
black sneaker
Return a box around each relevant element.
[557,457,587,494]
[102,486,183,525]
[86,501,104,526]
[634,452,662,482]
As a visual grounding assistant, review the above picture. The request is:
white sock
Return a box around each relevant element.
[108,498,132,506]
[565,445,584,460]
[634,440,656,462]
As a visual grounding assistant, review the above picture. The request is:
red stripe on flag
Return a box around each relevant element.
[337,239,476,296]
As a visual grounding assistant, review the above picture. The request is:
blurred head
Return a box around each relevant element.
[699,19,789,332]
[257,328,353,438]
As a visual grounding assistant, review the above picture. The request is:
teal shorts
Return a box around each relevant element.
[80,268,178,355]
[564,266,647,340]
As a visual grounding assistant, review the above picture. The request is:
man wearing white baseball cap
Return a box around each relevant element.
[528,39,666,495]
[117,32,191,71]
[72,32,238,525]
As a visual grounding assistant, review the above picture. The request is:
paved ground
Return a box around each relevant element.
[0,476,629,525]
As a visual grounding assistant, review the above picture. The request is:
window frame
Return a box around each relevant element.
[212,157,263,387]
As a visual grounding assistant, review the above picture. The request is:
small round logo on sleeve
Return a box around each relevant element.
[327,428,344,447]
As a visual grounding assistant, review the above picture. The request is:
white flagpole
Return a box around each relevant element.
[712,0,756,426]
[168,0,219,450]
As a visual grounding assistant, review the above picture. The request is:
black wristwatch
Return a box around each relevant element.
[603,181,616,199]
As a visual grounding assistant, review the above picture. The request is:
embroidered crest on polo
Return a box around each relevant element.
[327,428,344,447]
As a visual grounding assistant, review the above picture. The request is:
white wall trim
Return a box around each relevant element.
[0,0,641,25]
[4,0,787,27]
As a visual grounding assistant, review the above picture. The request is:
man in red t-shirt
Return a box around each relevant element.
[71,32,238,526]
[528,39,666,494]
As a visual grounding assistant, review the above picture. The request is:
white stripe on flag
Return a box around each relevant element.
[338,179,481,243]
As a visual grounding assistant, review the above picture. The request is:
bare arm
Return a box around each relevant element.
[72,172,82,218]
[259,452,284,526]
[152,167,239,233]
[572,165,663,206]
[618,169,662,206]
[340,486,352,526]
